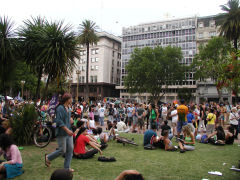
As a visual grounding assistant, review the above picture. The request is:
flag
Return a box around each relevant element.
[47,95,59,116]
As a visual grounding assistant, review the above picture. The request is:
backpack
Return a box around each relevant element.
[200,134,208,143]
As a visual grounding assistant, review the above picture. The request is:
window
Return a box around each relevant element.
[198,22,204,28]
[91,49,95,55]
[79,59,83,63]
[95,49,99,54]
[82,66,85,71]
[210,21,215,27]
[112,51,115,57]
[95,65,99,70]
[80,51,83,55]
[95,57,99,62]
[91,65,94,70]
[94,76,97,83]
[91,58,95,63]
[83,50,86,55]
[209,31,216,37]
[198,33,203,39]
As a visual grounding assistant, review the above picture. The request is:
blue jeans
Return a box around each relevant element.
[99,117,104,126]
[47,135,73,169]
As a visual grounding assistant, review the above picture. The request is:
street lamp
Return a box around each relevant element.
[20,80,25,99]
[76,70,81,102]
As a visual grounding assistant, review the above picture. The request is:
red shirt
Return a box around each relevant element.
[74,134,90,154]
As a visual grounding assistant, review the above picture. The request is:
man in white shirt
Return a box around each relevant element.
[98,104,105,127]
[117,120,129,133]
[161,103,168,121]
[170,106,178,136]
[229,107,239,139]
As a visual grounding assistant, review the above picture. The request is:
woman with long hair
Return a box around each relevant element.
[0,134,23,179]
[45,93,74,172]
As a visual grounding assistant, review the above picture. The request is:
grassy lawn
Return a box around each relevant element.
[14,133,240,180]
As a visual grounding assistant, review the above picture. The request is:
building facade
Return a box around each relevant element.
[70,31,121,101]
[118,17,198,102]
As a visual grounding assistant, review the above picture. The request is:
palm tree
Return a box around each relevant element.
[0,16,17,95]
[19,16,46,99]
[40,20,79,95]
[217,0,240,50]
[78,20,99,102]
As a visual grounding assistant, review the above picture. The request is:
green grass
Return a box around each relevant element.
[14,133,240,180]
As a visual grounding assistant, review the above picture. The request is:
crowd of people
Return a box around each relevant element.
[0,93,239,179]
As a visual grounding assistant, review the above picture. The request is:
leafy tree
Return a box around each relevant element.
[217,0,240,50]
[124,46,184,103]
[19,17,78,99]
[78,20,99,102]
[177,88,193,103]
[0,16,18,95]
[11,61,39,99]
[18,16,46,99]
[40,21,78,96]
[192,37,232,101]
[218,50,240,99]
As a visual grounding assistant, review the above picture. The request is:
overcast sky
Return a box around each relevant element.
[1,0,227,36]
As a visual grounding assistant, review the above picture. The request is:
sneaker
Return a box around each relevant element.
[180,149,186,153]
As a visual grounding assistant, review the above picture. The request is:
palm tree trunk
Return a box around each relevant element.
[217,88,223,103]
[85,43,89,102]
[44,75,51,98]
[35,67,43,100]
[234,38,238,50]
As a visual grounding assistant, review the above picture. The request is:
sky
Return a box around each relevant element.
[1,0,227,36]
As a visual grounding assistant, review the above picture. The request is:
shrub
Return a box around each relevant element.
[10,104,38,145]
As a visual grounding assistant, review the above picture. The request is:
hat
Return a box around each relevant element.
[231,107,237,111]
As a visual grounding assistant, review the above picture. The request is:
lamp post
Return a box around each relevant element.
[20,80,25,99]
[76,70,81,102]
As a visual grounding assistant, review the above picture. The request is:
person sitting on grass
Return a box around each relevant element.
[161,120,173,140]
[50,169,73,180]
[205,125,225,145]
[73,127,103,159]
[178,124,195,153]
[161,130,177,151]
[0,134,24,179]
[225,125,235,145]
[1,121,12,135]
[115,170,144,180]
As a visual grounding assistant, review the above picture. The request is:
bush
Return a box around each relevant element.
[10,104,38,145]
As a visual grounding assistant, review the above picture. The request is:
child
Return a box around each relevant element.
[0,134,24,179]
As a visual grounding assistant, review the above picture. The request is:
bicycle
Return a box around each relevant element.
[33,108,53,148]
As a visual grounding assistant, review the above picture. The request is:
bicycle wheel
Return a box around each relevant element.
[33,126,52,148]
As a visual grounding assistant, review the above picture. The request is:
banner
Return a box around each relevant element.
[47,95,58,116]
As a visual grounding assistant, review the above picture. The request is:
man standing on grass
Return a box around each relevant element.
[177,99,188,138]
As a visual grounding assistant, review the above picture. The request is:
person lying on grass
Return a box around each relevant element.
[0,134,23,179]
[73,127,103,159]
[178,124,195,153]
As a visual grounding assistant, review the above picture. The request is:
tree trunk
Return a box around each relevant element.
[44,75,51,98]
[217,88,223,103]
[234,38,238,50]
[85,43,89,103]
[35,67,43,100]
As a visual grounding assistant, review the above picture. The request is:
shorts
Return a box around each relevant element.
[206,124,215,134]
[133,116,138,126]
[183,145,195,151]
[177,121,187,133]
[138,118,144,127]
[94,115,99,122]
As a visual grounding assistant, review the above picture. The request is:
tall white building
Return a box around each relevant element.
[70,31,121,101]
